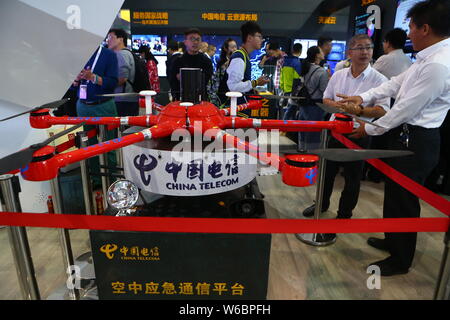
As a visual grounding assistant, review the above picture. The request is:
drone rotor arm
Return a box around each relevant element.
[221,99,263,116]
[31,112,159,130]
[223,118,350,134]
[18,123,176,181]
[127,115,159,127]
[56,124,174,168]
[0,122,86,175]
[205,127,285,171]
[254,119,339,132]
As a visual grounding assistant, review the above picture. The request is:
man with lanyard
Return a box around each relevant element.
[302,34,390,222]
[339,0,450,276]
[227,21,269,107]
[72,44,118,188]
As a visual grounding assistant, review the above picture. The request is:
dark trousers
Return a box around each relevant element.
[363,133,388,181]
[298,104,326,150]
[383,125,440,269]
[283,103,298,121]
[321,134,371,218]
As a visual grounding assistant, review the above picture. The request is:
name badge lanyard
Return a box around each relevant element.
[89,45,103,83]
[80,46,102,99]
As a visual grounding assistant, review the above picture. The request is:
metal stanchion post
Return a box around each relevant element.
[434,229,450,300]
[295,129,337,246]
[77,131,93,215]
[74,132,96,288]
[0,174,40,300]
[117,126,124,169]
[98,125,109,200]
[49,177,80,300]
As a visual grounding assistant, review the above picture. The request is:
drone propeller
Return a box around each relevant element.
[315,102,384,129]
[0,98,70,122]
[0,122,84,175]
[279,147,413,162]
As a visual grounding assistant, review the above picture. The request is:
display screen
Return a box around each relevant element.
[293,39,318,59]
[354,13,376,39]
[394,0,422,54]
[131,35,168,55]
[248,39,270,81]
[394,0,423,34]
[327,41,346,62]
[155,56,167,77]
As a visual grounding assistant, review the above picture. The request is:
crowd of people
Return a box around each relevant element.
[66,0,449,277]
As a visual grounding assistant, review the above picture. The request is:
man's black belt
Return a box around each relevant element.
[81,98,113,105]
[393,123,438,133]
[405,124,438,131]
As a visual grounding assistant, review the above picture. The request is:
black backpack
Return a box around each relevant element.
[122,48,151,92]
[293,66,321,106]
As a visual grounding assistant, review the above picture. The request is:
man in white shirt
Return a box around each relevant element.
[302,34,390,221]
[339,0,450,276]
[369,28,413,182]
[373,28,412,79]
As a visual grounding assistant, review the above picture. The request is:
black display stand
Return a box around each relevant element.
[89,181,271,300]
[90,230,271,300]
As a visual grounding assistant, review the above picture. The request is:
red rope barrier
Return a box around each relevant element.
[332,132,450,217]
[0,212,448,234]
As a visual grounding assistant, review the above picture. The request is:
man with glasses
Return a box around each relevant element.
[338,0,450,276]
[302,34,390,223]
[227,21,269,105]
[173,28,213,101]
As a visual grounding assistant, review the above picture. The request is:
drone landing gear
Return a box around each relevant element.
[228,179,265,218]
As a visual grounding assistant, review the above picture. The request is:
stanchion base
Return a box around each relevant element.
[46,280,98,300]
[75,251,95,280]
[295,233,337,246]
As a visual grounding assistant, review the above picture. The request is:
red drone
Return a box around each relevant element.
[0,85,408,188]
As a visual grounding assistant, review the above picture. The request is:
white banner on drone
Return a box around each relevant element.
[123,145,257,196]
